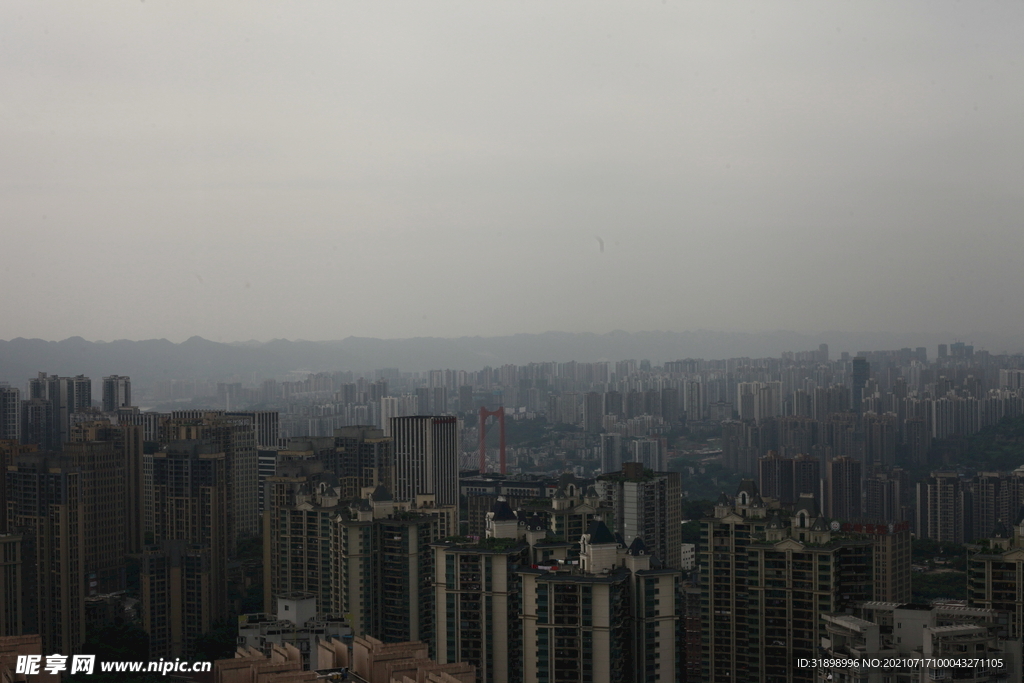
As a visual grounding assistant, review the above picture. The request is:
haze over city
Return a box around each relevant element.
[3,1,1023,346]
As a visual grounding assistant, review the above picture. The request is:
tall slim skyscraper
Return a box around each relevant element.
[101,375,131,412]
[758,451,795,505]
[851,356,869,413]
[142,440,229,658]
[827,455,862,520]
[0,384,20,443]
[600,433,623,474]
[61,439,126,595]
[391,416,459,509]
[917,471,968,544]
[582,392,603,433]
[70,419,145,555]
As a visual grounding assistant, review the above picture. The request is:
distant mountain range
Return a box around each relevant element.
[0,330,1016,387]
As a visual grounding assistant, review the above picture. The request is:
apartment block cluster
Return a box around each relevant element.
[702,480,1022,683]
[115,343,1024,481]
[2,341,1024,682]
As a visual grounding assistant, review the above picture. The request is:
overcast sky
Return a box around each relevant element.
[2,2,1022,345]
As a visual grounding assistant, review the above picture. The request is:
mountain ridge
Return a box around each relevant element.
[1,330,1018,387]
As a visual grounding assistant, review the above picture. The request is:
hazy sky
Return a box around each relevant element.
[2,2,1022,344]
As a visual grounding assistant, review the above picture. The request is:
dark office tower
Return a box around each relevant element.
[600,433,623,474]
[431,386,448,415]
[369,379,388,402]
[758,451,795,505]
[391,416,459,509]
[458,385,474,413]
[661,386,681,423]
[0,384,19,442]
[827,456,862,520]
[331,425,393,494]
[30,373,91,448]
[596,462,682,568]
[863,412,897,469]
[583,392,603,433]
[101,375,131,412]
[70,419,145,555]
[938,343,948,358]
[621,390,641,418]
[415,387,431,415]
[6,453,86,654]
[904,417,930,465]
[864,471,901,522]
[643,388,662,418]
[793,453,821,500]
[603,390,623,418]
[819,343,829,363]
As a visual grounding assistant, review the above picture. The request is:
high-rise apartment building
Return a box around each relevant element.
[70,419,145,555]
[518,520,681,683]
[140,541,222,658]
[100,375,131,412]
[265,471,449,647]
[968,519,1024,643]
[595,463,682,569]
[28,373,91,449]
[61,439,125,595]
[0,532,33,638]
[6,453,86,654]
[328,425,392,495]
[702,482,907,683]
[145,440,229,631]
[161,412,258,551]
[18,400,52,451]
[391,416,459,509]
[916,471,969,544]
[433,501,535,683]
